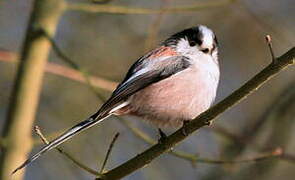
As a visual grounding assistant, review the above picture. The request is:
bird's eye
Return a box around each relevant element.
[201,48,209,54]
[189,41,196,46]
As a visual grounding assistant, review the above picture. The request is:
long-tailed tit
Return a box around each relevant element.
[14,25,220,173]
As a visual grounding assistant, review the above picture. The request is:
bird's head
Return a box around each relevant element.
[162,25,218,63]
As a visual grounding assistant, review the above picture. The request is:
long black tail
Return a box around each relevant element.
[12,113,110,174]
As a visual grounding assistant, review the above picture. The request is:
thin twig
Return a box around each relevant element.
[67,0,236,14]
[40,30,106,100]
[197,147,283,164]
[34,126,101,176]
[99,133,120,174]
[240,1,293,47]
[212,127,295,165]
[265,35,276,63]
[91,0,115,4]
[144,0,170,51]
[34,126,50,144]
[211,81,295,165]
[100,47,295,180]
[236,82,295,179]
[0,51,118,92]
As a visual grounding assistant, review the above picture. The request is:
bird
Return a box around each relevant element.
[13,25,220,174]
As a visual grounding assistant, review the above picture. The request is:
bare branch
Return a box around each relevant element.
[99,133,120,174]
[119,118,200,164]
[265,35,276,63]
[91,0,116,4]
[100,47,295,180]
[211,80,295,166]
[45,62,118,91]
[67,0,236,14]
[40,30,106,101]
[34,126,101,176]
[197,147,283,164]
[144,0,170,51]
[0,51,118,92]
[34,126,50,144]
[118,118,285,167]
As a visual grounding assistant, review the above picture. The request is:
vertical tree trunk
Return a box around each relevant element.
[0,0,65,179]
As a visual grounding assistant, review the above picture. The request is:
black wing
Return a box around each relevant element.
[96,56,191,117]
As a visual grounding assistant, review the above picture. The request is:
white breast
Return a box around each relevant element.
[128,57,220,128]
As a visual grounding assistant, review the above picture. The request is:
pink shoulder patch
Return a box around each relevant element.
[150,46,178,58]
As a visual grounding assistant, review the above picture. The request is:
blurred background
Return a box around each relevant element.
[0,0,294,179]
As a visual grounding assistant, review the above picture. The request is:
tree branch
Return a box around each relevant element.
[210,80,295,168]
[67,0,236,14]
[91,0,116,4]
[196,147,283,164]
[40,30,107,101]
[99,47,295,180]
[0,51,118,92]
[144,0,170,51]
[34,126,101,176]
[118,118,200,164]
[265,35,276,63]
[99,133,120,174]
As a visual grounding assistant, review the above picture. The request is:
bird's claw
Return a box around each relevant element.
[158,128,167,143]
[205,121,212,126]
[181,120,190,136]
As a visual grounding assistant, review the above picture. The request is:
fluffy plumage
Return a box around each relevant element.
[13,25,220,174]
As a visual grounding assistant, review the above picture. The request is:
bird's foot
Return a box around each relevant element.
[181,120,190,136]
[205,121,212,126]
[158,128,167,143]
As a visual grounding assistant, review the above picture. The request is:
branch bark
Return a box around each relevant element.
[99,47,295,180]
[67,0,236,14]
[0,0,65,179]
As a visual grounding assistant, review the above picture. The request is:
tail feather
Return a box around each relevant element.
[12,114,110,174]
